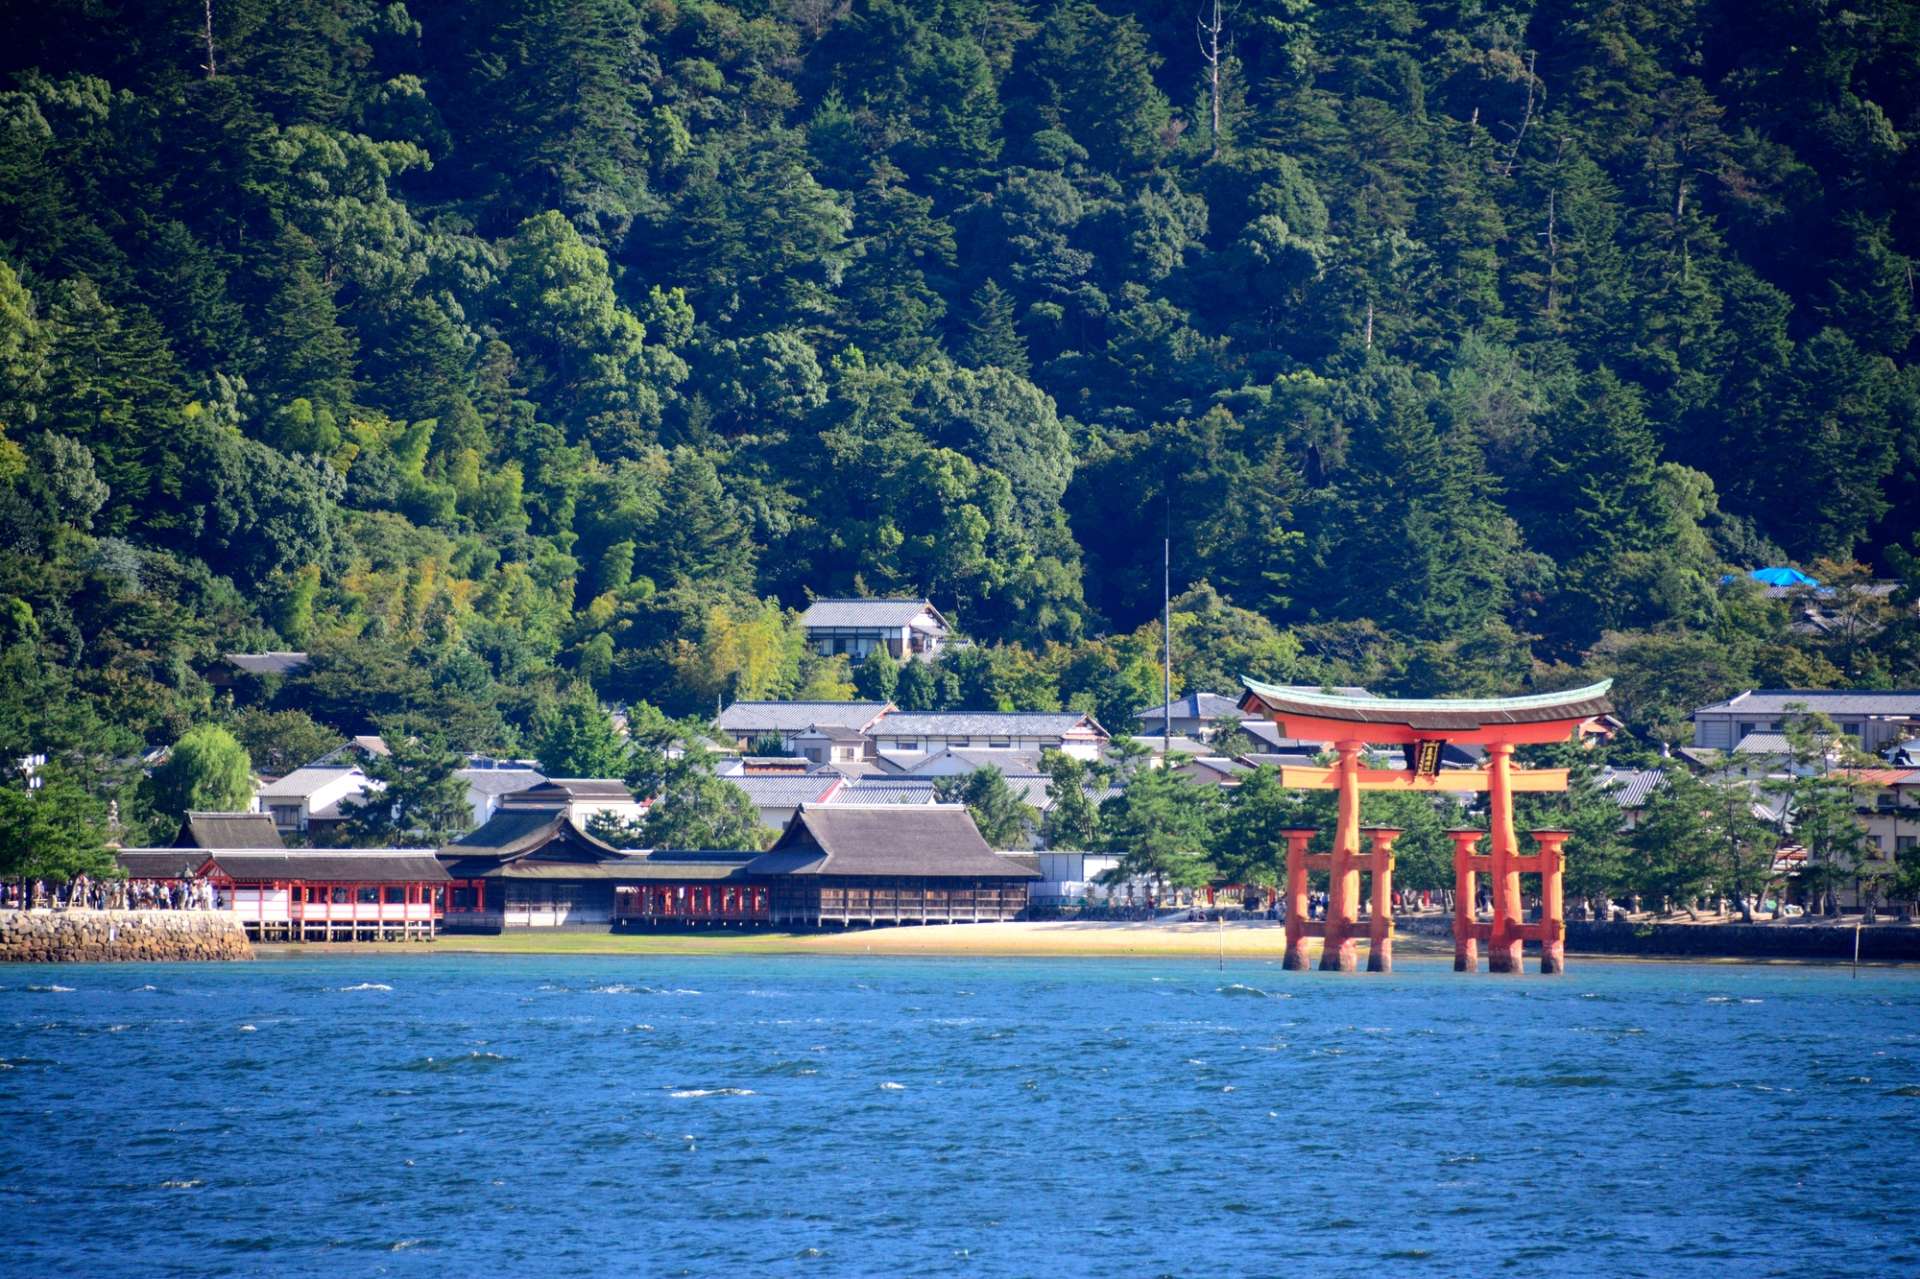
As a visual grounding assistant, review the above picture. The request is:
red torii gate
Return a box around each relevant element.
[1239,678,1614,975]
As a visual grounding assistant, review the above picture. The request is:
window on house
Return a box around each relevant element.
[949,737,970,748]
[1900,836,1917,852]
[988,738,1012,749]
[269,804,301,828]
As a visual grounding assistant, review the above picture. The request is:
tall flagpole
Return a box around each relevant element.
[1163,533,1172,754]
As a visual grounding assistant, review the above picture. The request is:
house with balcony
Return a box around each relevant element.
[799,598,950,662]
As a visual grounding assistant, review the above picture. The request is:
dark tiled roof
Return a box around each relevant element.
[732,775,843,807]
[747,805,1038,878]
[798,598,944,628]
[874,710,1107,738]
[446,809,606,859]
[202,850,450,883]
[613,851,760,882]
[1603,768,1668,808]
[174,811,285,850]
[116,849,211,878]
[224,651,309,677]
[501,778,635,806]
[830,779,939,804]
[1134,692,1249,724]
[455,767,548,795]
[1695,689,1920,716]
[715,701,893,734]
[796,722,869,742]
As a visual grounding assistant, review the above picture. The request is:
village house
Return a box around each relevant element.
[731,773,846,831]
[255,763,376,837]
[1692,690,1920,756]
[798,597,950,662]
[456,765,548,827]
[792,723,873,767]
[868,710,1108,760]
[714,700,893,752]
[1851,767,1920,861]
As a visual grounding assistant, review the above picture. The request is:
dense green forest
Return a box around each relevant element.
[2,0,1920,843]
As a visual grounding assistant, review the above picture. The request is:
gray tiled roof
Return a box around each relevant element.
[117,849,215,878]
[1697,689,1920,716]
[456,768,548,795]
[898,747,1051,775]
[224,651,309,677]
[799,598,944,628]
[831,779,939,804]
[1133,692,1249,723]
[874,710,1106,738]
[732,775,843,807]
[174,811,285,850]
[202,850,450,883]
[1733,732,1795,755]
[1602,768,1668,808]
[715,701,892,733]
[257,766,365,800]
[499,778,634,802]
[1127,734,1214,756]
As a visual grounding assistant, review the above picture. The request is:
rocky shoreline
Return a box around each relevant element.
[0,909,254,963]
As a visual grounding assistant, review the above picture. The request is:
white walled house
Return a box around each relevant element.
[714,700,892,752]
[798,598,950,662]
[255,766,378,836]
[456,767,547,830]
[1692,690,1920,755]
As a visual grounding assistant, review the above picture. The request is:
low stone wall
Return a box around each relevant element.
[0,909,254,963]
[1397,911,1920,962]
[1565,920,1920,962]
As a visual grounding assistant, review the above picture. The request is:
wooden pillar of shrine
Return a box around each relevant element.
[1447,829,1484,972]
[1533,829,1570,974]
[1364,827,1401,973]
[1486,742,1523,974]
[1320,742,1364,972]
[1279,828,1316,971]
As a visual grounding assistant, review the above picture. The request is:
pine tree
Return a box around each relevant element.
[257,233,358,416]
[958,279,1028,373]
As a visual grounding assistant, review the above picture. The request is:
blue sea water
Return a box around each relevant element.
[2,955,1918,1278]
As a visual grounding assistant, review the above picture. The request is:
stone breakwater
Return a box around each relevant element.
[1398,912,1920,962]
[0,909,254,963]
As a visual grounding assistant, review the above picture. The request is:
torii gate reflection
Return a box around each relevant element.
[1238,678,1614,975]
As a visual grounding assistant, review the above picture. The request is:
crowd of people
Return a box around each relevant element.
[1,875,220,911]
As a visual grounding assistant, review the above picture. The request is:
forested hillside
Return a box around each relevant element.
[3,0,1919,834]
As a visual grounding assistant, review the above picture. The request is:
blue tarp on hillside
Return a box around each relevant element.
[1747,566,1819,588]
